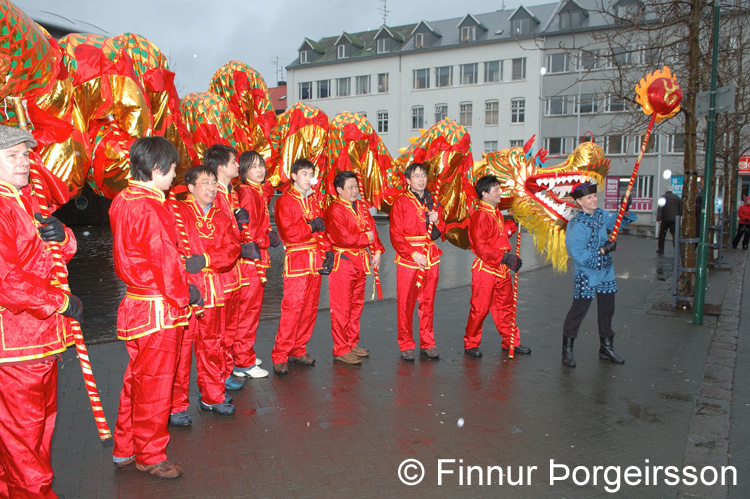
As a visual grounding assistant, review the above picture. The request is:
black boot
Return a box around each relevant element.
[599,336,624,364]
[562,337,576,367]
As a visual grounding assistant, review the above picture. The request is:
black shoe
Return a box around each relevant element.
[503,345,531,355]
[599,337,624,364]
[656,250,664,255]
[420,348,440,359]
[169,411,192,427]
[198,399,236,415]
[464,347,482,358]
[562,337,576,367]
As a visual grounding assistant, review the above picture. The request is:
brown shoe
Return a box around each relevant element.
[334,352,362,365]
[401,349,416,361]
[289,354,316,365]
[273,362,289,375]
[113,456,135,469]
[135,460,183,479]
[350,345,370,357]
[420,347,440,359]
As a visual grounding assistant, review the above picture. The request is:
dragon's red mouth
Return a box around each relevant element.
[525,173,601,221]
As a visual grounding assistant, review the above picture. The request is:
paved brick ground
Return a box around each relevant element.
[49,235,745,498]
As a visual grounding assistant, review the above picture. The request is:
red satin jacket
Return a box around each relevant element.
[389,189,445,270]
[468,201,517,278]
[274,185,330,277]
[0,180,76,364]
[324,197,384,274]
[237,180,272,274]
[214,182,242,292]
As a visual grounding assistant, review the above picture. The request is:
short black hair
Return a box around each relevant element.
[291,158,315,176]
[184,165,216,186]
[404,162,428,180]
[334,170,357,191]
[239,151,265,181]
[475,175,500,200]
[129,136,179,182]
[204,144,237,175]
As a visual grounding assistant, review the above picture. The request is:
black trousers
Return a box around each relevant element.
[563,293,615,339]
[732,223,750,249]
[657,221,676,253]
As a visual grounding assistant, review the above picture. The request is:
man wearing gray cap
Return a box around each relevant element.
[0,124,83,498]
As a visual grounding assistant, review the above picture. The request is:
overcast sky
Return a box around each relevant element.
[16,0,525,95]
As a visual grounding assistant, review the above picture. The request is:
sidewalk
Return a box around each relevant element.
[50,235,746,498]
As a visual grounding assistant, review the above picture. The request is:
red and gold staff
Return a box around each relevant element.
[169,165,242,425]
[463,175,531,359]
[203,144,246,391]
[324,171,385,365]
[233,151,279,380]
[0,125,82,498]
[110,137,202,479]
[272,158,331,375]
[390,162,444,361]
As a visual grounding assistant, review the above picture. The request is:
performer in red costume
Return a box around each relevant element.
[272,158,332,375]
[463,175,531,358]
[232,151,278,379]
[203,145,246,391]
[324,171,384,365]
[390,163,444,361]
[0,125,82,498]
[110,136,202,479]
[169,165,241,426]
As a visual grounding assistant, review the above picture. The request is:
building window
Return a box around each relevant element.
[459,102,473,127]
[412,106,424,129]
[547,53,570,73]
[544,137,566,155]
[337,77,350,97]
[545,96,568,116]
[510,139,524,148]
[606,135,628,155]
[413,68,430,89]
[577,49,600,71]
[512,58,526,80]
[460,63,478,85]
[634,175,653,200]
[576,94,598,114]
[559,10,583,29]
[511,98,525,123]
[485,100,499,125]
[484,141,499,153]
[616,0,644,20]
[377,38,389,54]
[415,32,425,49]
[435,104,448,123]
[377,111,389,133]
[607,95,626,112]
[512,17,533,35]
[378,73,389,93]
[608,46,632,68]
[358,112,367,118]
[356,75,370,95]
[317,80,330,99]
[436,66,453,87]
[299,50,309,64]
[299,82,312,100]
[337,44,349,59]
[460,25,476,42]
[638,134,659,154]
[484,60,502,82]
[668,134,685,153]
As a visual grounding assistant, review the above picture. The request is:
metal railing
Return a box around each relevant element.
[672,214,724,308]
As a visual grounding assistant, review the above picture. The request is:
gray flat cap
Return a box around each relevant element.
[0,125,37,150]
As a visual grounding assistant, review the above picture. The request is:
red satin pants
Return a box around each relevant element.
[0,360,58,498]
[272,273,321,364]
[113,326,183,465]
[464,268,519,349]
[396,264,439,351]
[233,266,265,369]
[328,258,366,356]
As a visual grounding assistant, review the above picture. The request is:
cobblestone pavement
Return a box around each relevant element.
[50,235,745,498]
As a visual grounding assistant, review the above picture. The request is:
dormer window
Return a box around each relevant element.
[337,44,349,59]
[377,38,389,54]
[559,9,582,28]
[615,0,644,19]
[415,33,425,49]
[299,50,309,64]
[460,26,476,42]
[512,17,532,35]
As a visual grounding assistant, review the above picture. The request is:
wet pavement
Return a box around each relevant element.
[50,234,746,498]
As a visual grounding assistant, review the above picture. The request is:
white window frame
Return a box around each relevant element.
[511,98,525,123]
[413,68,430,89]
[461,25,476,42]
[299,82,312,100]
[378,73,389,93]
[316,80,330,99]
[337,78,350,97]
[485,100,499,125]
[484,60,502,83]
[299,50,309,64]
[356,75,370,95]
[484,141,499,153]
[605,135,628,155]
[377,111,389,134]
[415,32,425,49]
[459,102,473,127]
[512,58,526,80]
[412,106,424,129]
[337,44,348,59]
[546,53,570,74]
[435,104,448,123]
[436,66,453,87]
[460,63,478,85]
[545,96,568,116]
[377,38,388,54]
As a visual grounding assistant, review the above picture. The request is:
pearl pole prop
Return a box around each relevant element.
[9,96,112,442]
[508,227,521,359]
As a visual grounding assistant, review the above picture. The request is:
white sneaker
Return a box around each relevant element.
[255,358,262,366]
[233,365,268,378]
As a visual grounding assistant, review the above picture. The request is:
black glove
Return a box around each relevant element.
[184,254,206,274]
[60,294,84,323]
[621,194,632,212]
[430,225,441,241]
[188,284,204,307]
[233,208,250,228]
[268,231,281,247]
[601,240,617,254]
[319,251,334,275]
[501,253,522,272]
[307,216,325,233]
[34,213,66,242]
[241,242,261,260]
